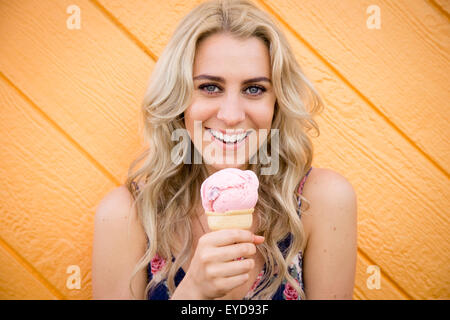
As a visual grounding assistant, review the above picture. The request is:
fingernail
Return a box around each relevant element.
[254,235,265,241]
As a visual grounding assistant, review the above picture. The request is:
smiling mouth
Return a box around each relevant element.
[205,127,251,144]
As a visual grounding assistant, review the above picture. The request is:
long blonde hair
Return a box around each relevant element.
[125,0,324,299]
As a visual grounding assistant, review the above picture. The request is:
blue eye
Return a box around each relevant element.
[198,83,266,96]
[200,84,220,94]
[245,85,266,95]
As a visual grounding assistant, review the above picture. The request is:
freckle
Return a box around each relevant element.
[323,249,327,253]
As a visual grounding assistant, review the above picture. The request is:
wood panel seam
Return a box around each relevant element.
[0,236,64,299]
[89,0,158,61]
[428,0,450,20]
[0,71,120,187]
[257,0,449,179]
[357,247,413,300]
[353,284,367,300]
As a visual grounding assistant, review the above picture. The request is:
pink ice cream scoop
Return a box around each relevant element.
[200,168,259,230]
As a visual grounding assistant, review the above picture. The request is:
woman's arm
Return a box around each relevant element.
[92,185,148,299]
[301,168,358,299]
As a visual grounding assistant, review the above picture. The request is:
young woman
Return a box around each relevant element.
[92,0,357,300]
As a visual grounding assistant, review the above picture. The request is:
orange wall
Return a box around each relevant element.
[0,0,448,300]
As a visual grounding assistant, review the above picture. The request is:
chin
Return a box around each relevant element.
[204,160,249,174]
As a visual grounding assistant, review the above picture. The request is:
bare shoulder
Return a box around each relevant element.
[303,167,356,202]
[301,168,357,245]
[300,167,358,299]
[95,185,137,222]
[92,185,147,299]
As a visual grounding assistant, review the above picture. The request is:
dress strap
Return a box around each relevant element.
[297,167,312,210]
[298,167,312,196]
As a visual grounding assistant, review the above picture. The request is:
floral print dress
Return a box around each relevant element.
[137,167,312,300]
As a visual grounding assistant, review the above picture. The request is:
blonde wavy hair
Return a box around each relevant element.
[125,0,324,300]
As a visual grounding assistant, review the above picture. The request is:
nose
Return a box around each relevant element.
[216,93,246,126]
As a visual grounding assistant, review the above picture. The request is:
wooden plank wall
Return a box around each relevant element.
[0,0,448,300]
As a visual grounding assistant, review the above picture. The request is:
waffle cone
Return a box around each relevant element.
[205,208,254,230]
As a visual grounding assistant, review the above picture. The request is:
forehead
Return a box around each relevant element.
[193,33,271,78]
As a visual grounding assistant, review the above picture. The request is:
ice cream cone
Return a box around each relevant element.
[200,168,259,231]
[206,208,254,230]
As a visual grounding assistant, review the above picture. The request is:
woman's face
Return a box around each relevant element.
[184,33,276,175]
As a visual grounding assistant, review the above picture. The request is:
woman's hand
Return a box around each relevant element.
[172,229,264,300]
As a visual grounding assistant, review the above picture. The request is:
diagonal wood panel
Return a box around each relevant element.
[95,0,450,299]
[0,237,59,300]
[262,0,450,175]
[355,246,409,299]
[0,72,118,299]
[0,0,153,183]
[0,0,448,300]
[283,28,450,300]
[0,0,159,299]
[256,0,449,300]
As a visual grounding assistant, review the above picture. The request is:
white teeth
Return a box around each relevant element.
[208,128,248,143]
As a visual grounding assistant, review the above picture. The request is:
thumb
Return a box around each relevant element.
[253,235,265,244]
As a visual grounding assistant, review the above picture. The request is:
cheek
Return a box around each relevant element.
[248,104,274,130]
[184,102,216,142]
[185,102,215,125]
[184,104,205,131]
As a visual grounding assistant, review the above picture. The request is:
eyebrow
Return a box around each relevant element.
[193,74,272,85]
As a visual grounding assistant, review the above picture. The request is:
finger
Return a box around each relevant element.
[207,258,255,278]
[215,273,250,293]
[204,229,255,247]
[253,235,265,244]
[210,242,257,262]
